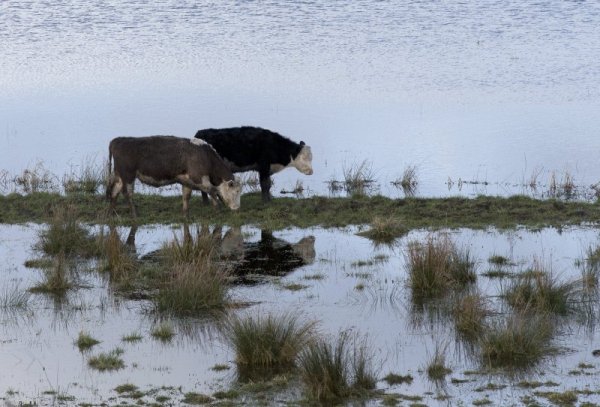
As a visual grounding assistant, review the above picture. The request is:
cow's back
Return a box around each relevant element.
[110,136,198,180]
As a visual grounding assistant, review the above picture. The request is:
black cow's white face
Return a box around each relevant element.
[217,179,242,210]
[291,145,313,175]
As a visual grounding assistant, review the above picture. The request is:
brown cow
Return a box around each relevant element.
[106,136,241,218]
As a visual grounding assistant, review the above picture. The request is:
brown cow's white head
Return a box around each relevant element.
[291,143,313,175]
[217,179,242,210]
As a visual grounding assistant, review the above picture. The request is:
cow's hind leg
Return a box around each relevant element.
[107,175,124,214]
[182,185,192,218]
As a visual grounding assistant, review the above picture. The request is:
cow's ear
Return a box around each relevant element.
[300,141,305,146]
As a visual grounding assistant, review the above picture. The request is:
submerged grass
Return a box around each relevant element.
[100,227,137,283]
[224,313,316,368]
[298,331,377,403]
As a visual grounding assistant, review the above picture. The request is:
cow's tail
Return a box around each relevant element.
[105,144,114,201]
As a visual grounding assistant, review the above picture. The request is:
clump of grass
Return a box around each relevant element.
[114,383,138,394]
[182,392,212,404]
[392,164,418,196]
[24,258,54,269]
[488,255,510,266]
[480,313,554,369]
[453,292,489,338]
[155,258,230,314]
[504,266,577,315]
[383,373,413,386]
[426,346,452,380]
[342,160,376,195]
[151,322,175,342]
[62,159,105,194]
[101,227,137,283]
[535,390,577,406]
[14,161,57,193]
[75,331,100,351]
[160,228,217,265]
[224,313,316,368]
[298,331,377,402]
[282,282,309,291]
[482,269,513,278]
[121,332,143,343]
[29,253,73,295]
[39,204,98,257]
[88,348,125,371]
[357,217,407,244]
[406,235,477,299]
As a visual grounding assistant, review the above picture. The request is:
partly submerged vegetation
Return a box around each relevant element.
[2,192,600,230]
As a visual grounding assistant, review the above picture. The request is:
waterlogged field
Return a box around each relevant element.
[1,218,600,406]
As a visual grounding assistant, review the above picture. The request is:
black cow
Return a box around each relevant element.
[194,126,313,202]
[106,136,241,218]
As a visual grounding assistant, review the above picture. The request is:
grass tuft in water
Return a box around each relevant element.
[100,227,137,283]
[151,322,175,342]
[453,292,489,338]
[182,392,212,404]
[383,373,413,386]
[88,348,125,371]
[480,312,554,369]
[407,235,476,300]
[121,332,143,343]
[224,313,316,368]
[75,331,100,351]
[342,160,376,195]
[426,346,452,381]
[488,255,510,266]
[504,265,577,315]
[39,204,99,257]
[298,331,377,403]
[155,257,229,314]
[29,252,73,295]
[357,216,407,244]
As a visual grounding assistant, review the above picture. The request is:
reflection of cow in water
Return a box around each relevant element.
[230,230,316,284]
[124,224,315,284]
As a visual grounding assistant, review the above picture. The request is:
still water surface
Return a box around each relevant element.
[1,223,600,404]
[2,1,600,197]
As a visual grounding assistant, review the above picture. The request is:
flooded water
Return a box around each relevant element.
[2,1,600,198]
[2,223,600,405]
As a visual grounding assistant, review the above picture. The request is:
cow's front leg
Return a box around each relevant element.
[182,185,193,217]
[201,191,211,205]
[208,187,221,207]
[259,172,272,202]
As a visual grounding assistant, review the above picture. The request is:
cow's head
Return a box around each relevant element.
[217,179,242,210]
[291,142,313,175]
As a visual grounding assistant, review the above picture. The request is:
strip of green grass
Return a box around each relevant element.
[1,192,599,230]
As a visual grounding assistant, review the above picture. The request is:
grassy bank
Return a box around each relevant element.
[1,192,599,229]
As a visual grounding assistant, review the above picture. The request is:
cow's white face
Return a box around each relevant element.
[291,145,313,175]
[217,179,242,210]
